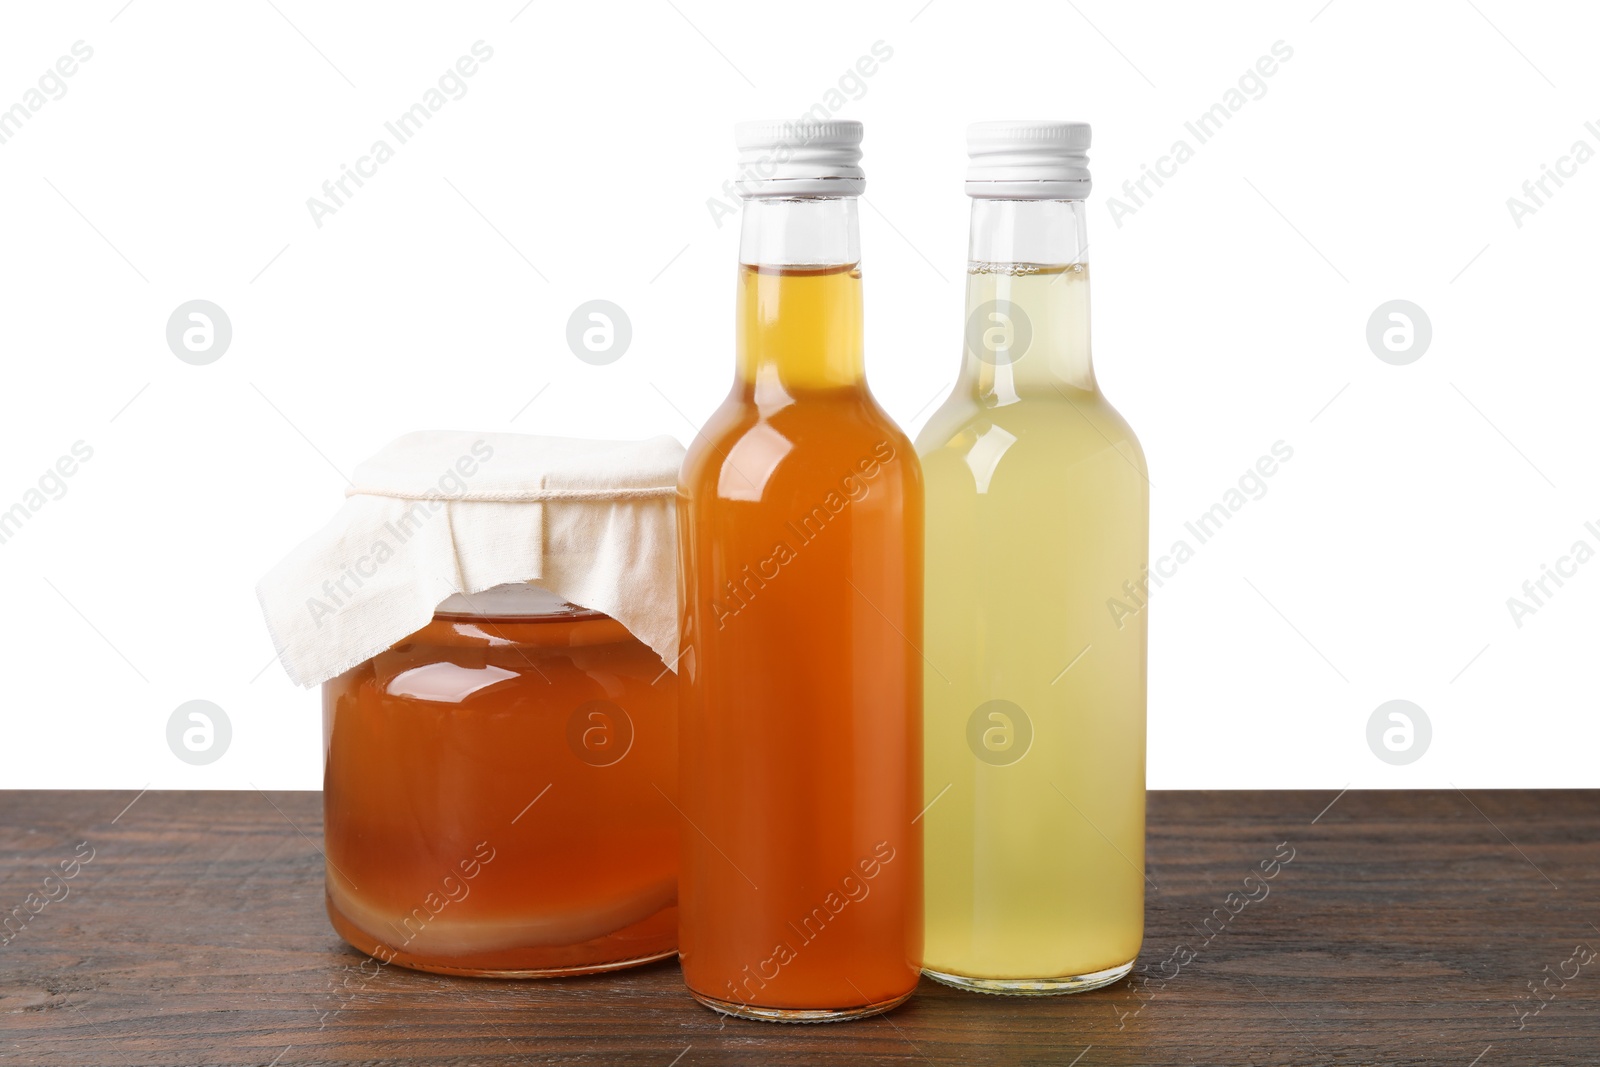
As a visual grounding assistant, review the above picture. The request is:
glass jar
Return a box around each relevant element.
[322,583,679,977]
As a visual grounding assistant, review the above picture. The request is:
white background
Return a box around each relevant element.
[1,0,1595,791]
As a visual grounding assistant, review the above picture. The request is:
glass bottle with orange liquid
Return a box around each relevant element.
[676,120,924,1021]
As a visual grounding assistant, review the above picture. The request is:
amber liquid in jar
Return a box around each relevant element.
[322,589,678,977]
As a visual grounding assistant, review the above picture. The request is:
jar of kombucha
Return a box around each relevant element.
[322,583,679,977]
[677,120,924,1022]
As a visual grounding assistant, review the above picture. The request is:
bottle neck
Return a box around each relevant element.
[736,197,865,400]
[961,198,1095,401]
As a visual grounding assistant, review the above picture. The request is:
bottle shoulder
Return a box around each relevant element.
[681,389,921,507]
[916,388,1146,478]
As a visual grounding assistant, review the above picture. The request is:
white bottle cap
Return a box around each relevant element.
[966,120,1091,200]
[735,119,865,198]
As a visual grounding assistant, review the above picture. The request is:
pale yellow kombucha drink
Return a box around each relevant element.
[919,123,1147,994]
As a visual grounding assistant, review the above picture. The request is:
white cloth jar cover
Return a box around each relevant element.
[257,431,686,688]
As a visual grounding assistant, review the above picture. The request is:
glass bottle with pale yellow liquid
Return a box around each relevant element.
[918,122,1148,994]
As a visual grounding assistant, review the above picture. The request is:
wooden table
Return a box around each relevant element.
[2,790,1595,1066]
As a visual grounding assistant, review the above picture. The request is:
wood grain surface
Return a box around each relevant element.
[1,789,1595,1066]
